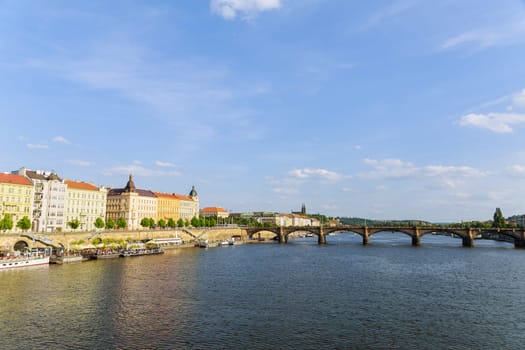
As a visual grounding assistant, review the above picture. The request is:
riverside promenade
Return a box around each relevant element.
[0,227,249,251]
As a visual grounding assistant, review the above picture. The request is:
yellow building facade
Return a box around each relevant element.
[0,173,34,231]
[155,192,181,222]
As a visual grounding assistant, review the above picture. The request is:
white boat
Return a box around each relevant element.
[218,240,230,246]
[197,239,209,248]
[0,253,50,270]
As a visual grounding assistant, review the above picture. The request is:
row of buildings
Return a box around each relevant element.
[0,168,199,232]
[1,167,324,233]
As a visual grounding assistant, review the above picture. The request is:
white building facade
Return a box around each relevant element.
[15,168,67,232]
[65,180,107,231]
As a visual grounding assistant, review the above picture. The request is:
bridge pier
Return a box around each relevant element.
[318,227,326,245]
[278,227,287,244]
[363,227,369,245]
[462,229,474,247]
[412,228,420,246]
[514,240,525,249]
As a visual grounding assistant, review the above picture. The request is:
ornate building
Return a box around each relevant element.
[106,175,157,230]
[170,186,199,221]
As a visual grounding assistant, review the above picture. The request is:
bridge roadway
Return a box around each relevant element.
[245,225,525,248]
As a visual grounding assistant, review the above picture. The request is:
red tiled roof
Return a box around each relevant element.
[172,194,193,201]
[0,173,33,186]
[154,192,177,199]
[154,192,193,200]
[201,207,227,213]
[65,180,99,191]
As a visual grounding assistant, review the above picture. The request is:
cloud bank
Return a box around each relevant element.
[210,0,281,20]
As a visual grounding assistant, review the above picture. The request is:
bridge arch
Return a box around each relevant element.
[246,228,280,240]
[367,228,414,239]
[284,228,320,240]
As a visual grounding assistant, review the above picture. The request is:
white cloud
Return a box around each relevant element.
[424,165,487,178]
[288,168,341,181]
[361,158,418,179]
[459,88,525,133]
[105,164,182,177]
[25,41,264,151]
[508,165,525,176]
[513,89,525,108]
[363,0,419,29]
[458,112,525,133]
[360,158,486,180]
[68,160,92,167]
[155,161,176,168]
[210,0,281,20]
[26,143,49,150]
[272,187,299,195]
[53,136,70,144]
[441,18,525,51]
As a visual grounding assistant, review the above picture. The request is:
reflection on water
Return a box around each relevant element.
[1,234,525,349]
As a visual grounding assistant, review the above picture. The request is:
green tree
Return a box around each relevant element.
[0,214,14,231]
[493,208,506,228]
[16,216,31,231]
[184,219,190,227]
[117,217,127,229]
[191,216,200,227]
[167,218,176,228]
[177,218,185,228]
[106,218,115,230]
[140,217,151,229]
[149,218,156,228]
[94,217,105,229]
[67,219,81,230]
[158,218,167,229]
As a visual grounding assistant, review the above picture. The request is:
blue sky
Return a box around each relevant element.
[2,0,525,222]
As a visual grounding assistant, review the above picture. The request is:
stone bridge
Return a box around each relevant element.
[244,225,525,248]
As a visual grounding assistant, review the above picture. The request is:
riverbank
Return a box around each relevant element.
[0,227,251,252]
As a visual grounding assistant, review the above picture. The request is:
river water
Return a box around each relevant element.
[1,233,525,349]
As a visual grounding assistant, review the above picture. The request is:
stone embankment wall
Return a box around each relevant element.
[0,228,249,250]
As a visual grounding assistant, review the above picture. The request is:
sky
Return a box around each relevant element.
[1,0,525,222]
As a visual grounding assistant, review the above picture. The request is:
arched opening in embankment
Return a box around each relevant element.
[13,240,29,252]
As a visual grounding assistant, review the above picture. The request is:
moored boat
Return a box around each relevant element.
[0,253,50,270]
[120,247,164,257]
[50,254,84,264]
[94,252,120,259]
[197,239,209,248]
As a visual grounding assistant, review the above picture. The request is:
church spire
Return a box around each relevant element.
[124,174,136,193]
[189,185,198,198]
